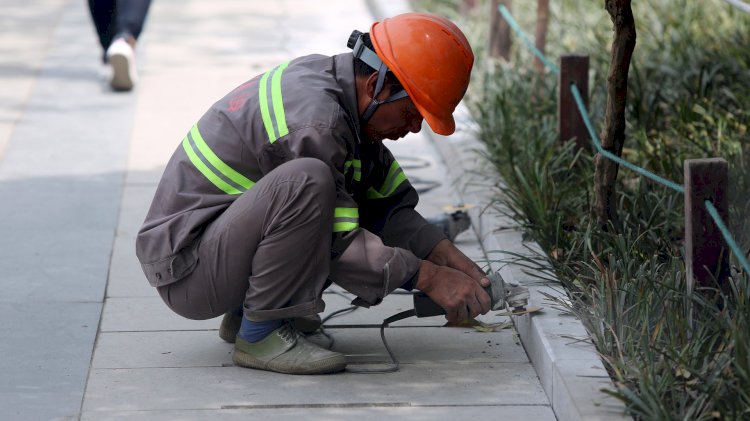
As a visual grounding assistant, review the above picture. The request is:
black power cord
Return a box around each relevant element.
[316,290,420,374]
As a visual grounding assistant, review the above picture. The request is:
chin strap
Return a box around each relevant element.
[360,61,409,126]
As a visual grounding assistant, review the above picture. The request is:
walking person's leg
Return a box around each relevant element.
[113,0,152,42]
[87,0,116,62]
[106,0,152,90]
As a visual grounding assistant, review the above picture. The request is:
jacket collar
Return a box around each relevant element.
[333,53,362,140]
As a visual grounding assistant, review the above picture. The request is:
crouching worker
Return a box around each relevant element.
[136,13,491,375]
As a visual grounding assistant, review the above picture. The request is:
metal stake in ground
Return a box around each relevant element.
[684,158,729,292]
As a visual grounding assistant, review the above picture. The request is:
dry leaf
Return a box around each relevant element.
[472,320,513,332]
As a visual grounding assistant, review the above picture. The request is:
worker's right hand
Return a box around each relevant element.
[415,260,491,323]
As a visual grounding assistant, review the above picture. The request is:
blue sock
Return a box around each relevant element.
[238,317,283,343]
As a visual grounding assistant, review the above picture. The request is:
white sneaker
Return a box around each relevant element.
[106,37,137,91]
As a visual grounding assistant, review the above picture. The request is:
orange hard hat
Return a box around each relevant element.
[370,13,474,136]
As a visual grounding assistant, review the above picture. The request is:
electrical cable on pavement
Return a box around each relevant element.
[313,155,452,372]
[398,155,441,195]
[317,287,421,373]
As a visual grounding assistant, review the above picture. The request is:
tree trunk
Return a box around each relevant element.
[533,0,550,74]
[593,0,636,226]
[490,0,513,60]
[460,0,477,15]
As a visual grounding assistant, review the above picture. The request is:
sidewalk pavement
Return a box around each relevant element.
[2,1,564,420]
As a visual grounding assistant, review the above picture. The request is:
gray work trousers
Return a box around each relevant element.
[157,158,335,322]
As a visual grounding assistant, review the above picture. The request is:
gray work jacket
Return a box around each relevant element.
[136,53,446,306]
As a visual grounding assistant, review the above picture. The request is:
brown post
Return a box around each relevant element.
[490,0,512,60]
[460,0,477,15]
[533,0,550,74]
[558,54,590,149]
[684,158,729,292]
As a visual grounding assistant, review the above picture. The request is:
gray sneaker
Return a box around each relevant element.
[233,324,346,374]
[219,313,322,343]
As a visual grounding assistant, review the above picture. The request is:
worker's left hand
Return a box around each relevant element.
[426,239,490,288]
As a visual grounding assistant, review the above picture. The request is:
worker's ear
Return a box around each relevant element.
[365,72,390,101]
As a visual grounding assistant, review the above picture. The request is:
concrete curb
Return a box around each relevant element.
[428,107,630,421]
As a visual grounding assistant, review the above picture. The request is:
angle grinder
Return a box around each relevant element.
[412,271,530,317]
[344,272,531,373]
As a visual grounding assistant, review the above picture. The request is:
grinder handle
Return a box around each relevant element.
[413,291,447,317]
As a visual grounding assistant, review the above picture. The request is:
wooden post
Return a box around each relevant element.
[490,0,512,60]
[460,0,477,15]
[533,0,550,74]
[685,158,729,292]
[558,54,590,149]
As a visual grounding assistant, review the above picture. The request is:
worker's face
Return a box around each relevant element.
[362,77,423,142]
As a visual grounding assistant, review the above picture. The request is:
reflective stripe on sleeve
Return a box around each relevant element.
[181,123,255,195]
[259,62,290,143]
[333,207,359,232]
[366,160,407,199]
[344,159,362,181]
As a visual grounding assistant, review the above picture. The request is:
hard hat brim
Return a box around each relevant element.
[419,107,455,136]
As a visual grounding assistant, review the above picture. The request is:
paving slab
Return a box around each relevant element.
[0,1,136,418]
[91,327,527,369]
[0,0,69,161]
[82,363,547,412]
[100,297,219,332]
[0,301,101,421]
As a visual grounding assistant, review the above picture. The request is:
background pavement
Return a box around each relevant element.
[0,1,558,420]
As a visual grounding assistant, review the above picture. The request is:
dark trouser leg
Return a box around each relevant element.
[88,0,116,51]
[114,0,152,41]
[158,158,335,322]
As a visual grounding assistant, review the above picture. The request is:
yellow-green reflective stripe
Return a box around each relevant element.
[366,187,385,199]
[271,62,289,140]
[380,161,401,194]
[259,70,275,141]
[182,137,242,195]
[335,207,358,218]
[333,207,358,232]
[384,171,406,196]
[190,125,254,190]
[344,159,362,181]
[374,161,406,197]
[333,222,359,232]
[352,160,361,181]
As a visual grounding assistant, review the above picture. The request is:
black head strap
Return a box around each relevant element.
[361,61,409,124]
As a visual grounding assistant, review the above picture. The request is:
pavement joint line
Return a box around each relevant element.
[221,403,551,409]
[81,403,552,413]
[93,361,523,371]
[96,325,471,333]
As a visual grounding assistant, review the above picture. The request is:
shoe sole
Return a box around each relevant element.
[109,53,134,91]
[232,348,347,375]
